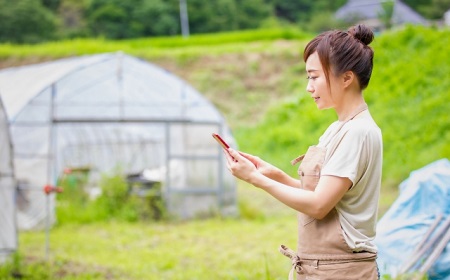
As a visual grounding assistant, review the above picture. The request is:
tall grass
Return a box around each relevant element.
[0,28,309,61]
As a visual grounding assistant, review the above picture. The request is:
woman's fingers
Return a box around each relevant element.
[227,148,241,162]
[237,151,260,167]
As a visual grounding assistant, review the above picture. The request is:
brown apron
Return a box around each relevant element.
[280,104,379,280]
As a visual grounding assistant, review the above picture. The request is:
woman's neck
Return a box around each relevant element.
[335,94,367,122]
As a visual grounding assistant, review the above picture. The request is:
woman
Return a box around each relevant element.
[224,24,382,280]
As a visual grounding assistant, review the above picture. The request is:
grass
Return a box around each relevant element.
[6,182,298,280]
[3,181,419,279]
[18,218,297,279]
[0,28,309,66]
[1,25,447,279]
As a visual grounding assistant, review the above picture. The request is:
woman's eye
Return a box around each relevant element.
[307,76,318,80]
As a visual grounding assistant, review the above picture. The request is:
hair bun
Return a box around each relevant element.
[347,24,374,45]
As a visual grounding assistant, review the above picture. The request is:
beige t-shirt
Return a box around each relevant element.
[318,110,382,253]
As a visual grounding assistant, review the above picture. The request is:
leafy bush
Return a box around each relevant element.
[56,171,167,225]
[0,0,58,44]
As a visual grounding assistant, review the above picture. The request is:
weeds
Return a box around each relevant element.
[56,171,168,225]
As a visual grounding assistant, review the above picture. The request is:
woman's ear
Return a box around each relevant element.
[342,71,355,88]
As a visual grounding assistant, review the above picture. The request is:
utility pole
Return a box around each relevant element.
[179,0,190,38]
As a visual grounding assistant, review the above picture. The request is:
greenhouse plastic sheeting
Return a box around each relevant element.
[0,52,237,229]
[0,97,17,262]
[375,159,450,279]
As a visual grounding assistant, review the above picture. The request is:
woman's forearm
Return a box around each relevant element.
[248,173,349,219]
[248,172,320,217]
[266,167,302,188]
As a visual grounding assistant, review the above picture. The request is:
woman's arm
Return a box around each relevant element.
[238,151,301,188]
[227,148,351,219]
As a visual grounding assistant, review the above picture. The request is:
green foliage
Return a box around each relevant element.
[0,0,343,43]
[56,171,167,225]
[56,0,89,39]
[272,0,346,24]
[302,11,349,33]
[402,0,433,11]
[1,25,447,280]
[0,252,118,279]
[381,273,429,280]
[0,253,51,279]
[0,0,58,44]
[235,25,450,189]
[0,0,447,43]
[0,27,309,61]
[367,25,450,183]
[16,214,299,279]
[418,0,450,19]
[41,0,61,11]
[132,0,179,36]
[403,0,450,19]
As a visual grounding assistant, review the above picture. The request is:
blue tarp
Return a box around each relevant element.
[376,159,450,279]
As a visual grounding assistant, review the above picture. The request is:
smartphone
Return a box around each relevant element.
[212,133,230,149]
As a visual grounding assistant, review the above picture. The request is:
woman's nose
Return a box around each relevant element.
[306,81,314,93]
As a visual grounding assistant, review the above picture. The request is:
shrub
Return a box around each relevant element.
[56,171,167,225]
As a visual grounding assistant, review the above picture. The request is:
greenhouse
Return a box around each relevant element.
[0,96,17,262]
[0,52,238,230]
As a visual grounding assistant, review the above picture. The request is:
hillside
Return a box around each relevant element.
[158,25,450,191]
[0,25,448,190]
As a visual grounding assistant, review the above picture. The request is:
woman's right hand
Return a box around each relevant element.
[238,151,281,179]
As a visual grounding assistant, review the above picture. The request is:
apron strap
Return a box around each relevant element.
[290,103,368,165]
[279,244,302,280]
[290,154,305,166]
[322,103,368,147]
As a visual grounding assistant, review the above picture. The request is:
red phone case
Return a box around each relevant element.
[212,133,230,149]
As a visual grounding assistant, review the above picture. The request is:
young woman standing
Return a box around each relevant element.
[224,24,382,279]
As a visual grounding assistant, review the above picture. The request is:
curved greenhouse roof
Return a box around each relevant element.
[0,52,224,122]
[0,52,237,229]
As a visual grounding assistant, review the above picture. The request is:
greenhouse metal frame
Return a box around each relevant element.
[0,52,238,230]
[0,96,17,263]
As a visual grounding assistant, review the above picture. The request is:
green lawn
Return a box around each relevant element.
[7,180,404,280]
[14,182,298,280]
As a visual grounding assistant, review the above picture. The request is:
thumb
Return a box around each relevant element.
[227,148,240,158]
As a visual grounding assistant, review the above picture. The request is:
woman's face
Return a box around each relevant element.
[305,52,338,110]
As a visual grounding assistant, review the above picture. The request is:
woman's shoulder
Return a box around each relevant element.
[339,117,382,150]
[346,112,381,134]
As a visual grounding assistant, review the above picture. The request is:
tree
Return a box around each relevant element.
[236,0,272,29]
[57,0,89,38]
[86,0,142,39]
[272,0,313,23]
[41,0,61,11]
[271,0,347,25]
[133,0,179,36]
[419,0,450,19]
[401,0,432,14]
[86,0,181,39]
[0,0,58,43]
[187,0,238,33]
[187,0,271,34]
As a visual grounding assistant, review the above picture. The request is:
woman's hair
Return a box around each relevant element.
[303,24,374,90]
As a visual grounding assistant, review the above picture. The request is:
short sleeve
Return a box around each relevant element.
[321,127,368,185]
